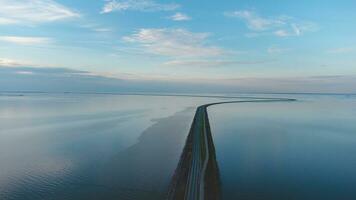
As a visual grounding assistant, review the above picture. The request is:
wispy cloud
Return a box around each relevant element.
[164,60,236,67]
[169,12,191,21]
[220,75,356,93]
[274,30,290,37]
[101,0,180,13]
[0,36,52,45]
[327,47,354,54]
[224,10,283,31]
[225,10,317,37]
[0,58,23,67]
[93,28,112,32]
[0,57,34,67]
[0,17,19,25]
[0,0,79,25]
[80,24,113,33]
[163,59,271,67]
[15,71,35,75]
[122,28,223,57]
[274,22,316,37]
[267,45,291,54]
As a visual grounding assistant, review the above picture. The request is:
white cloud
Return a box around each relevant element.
[225,10,317,37]
[274,29,290,37]
[93,28,112,32]
[291,24,301,36]
[267,46,290,54]
[224,10,284,31]
[327,47,354,54]
[16,71,35,75]
[80,24,112,33]
[123,28,223,57]
[0,17,19,25]
[274,23,316,37]
[101,0,180,13]
[0,36,52,45]
[164,60,236,67]
[169,12,191,21]
[0,0,79,25]
[0,58,32,67]
[164,59,272,67]
[0,58,20,67]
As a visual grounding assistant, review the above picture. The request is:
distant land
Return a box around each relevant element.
[1,66,356,94]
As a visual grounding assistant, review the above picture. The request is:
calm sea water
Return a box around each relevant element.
[0,93,218,200]
[1,93,355,199]
[209,94,356,200]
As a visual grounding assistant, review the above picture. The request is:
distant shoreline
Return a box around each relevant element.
[1,91,355,97]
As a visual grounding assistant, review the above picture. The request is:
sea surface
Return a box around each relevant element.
[1,93,355,200]
[209,94,356,200]
[0,93,220,200]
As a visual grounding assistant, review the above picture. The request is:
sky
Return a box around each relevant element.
[0,0,356,93]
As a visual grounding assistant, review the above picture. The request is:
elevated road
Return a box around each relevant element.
[167,98,296,200]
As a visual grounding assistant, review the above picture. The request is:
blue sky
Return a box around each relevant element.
[0,0,356,92]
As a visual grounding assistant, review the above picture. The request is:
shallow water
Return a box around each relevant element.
[209,94,356,200]
[0,93,222,200]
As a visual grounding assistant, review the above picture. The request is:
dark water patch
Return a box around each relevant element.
[98,108,195,199]
[0,108,195,200]
[1,94,216,200]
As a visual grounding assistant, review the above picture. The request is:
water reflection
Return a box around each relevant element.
[0,94,211,200]
[209,95,356,200]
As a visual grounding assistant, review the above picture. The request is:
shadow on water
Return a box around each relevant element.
[0,107,195,200]
[95,107,196,200]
